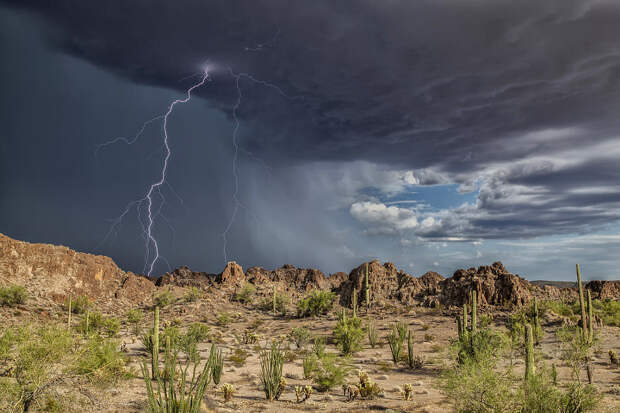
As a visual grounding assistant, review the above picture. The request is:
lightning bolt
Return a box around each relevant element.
[98,69,211,276]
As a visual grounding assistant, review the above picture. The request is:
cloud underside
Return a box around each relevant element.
[4,0,620,242]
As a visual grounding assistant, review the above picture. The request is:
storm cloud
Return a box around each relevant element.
[1,0,619,279]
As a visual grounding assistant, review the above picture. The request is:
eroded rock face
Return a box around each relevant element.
[336,260,433,307]
[0,232,155,307]
[156,266,215,288]
[439,261,533,307]
[245,264,334,293]
[586,280,620,299]
[218,261,245,285]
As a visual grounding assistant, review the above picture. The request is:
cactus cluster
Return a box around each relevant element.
[294,385,313,403]
[456,290,477,342]
[576,264,596,384]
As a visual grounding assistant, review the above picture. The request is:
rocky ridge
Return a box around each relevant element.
[1,233,618,312]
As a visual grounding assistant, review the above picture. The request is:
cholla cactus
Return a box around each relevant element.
[222,383,235,402]
[402,383,413,401]
[356,369,383,399]
[295,385,313,403]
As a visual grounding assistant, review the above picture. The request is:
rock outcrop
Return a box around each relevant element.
[0,233,155,308]
[585,280,620,299]
[439,261,533,307]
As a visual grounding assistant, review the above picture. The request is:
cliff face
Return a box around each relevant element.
[0,233,155,309]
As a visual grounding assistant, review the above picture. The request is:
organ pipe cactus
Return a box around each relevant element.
[525,323,535,381]
[152,306,160,379]
[365,262,370,310]
[576,264,588,340]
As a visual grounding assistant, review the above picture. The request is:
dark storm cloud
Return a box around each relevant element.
[2,0,620,257]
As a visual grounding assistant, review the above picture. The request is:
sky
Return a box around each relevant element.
[0,0,619,281]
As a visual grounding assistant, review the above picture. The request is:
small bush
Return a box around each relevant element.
[222,383,235,403]
[305,353,350,392]
[290,327,311,349]
[0,285,27,306]
[74,335,128,384]
[153,290,175,308]
[297,290,336,317]
[186,322,210,343]
[333,315,364,355]
[126,308,144,334]
[259,292,289,316]
[312,336,326,358]
[217,312,233,327]
[303,354,320,379]
[233,284,256,304]
[184,286,202,302]
[80,312,120,337]
[65,295,90,314]
[229,348,249,367]
[424,333,435,342]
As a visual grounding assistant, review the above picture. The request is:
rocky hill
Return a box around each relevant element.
[1,233,618,312]
[0,233,154,311]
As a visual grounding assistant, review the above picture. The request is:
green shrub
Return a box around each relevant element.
[259,342,286,400]
[126,308,144,334]
[260,292,288,316]
[153,290,175,308]
[186,322,210,343]
[80,312,120,337]
[333,315,364,355]
[296,290,336,317]
[216,312,233,327]
[306,353,350,392]
[233,284,256,304]
[229,348,249,367]
[74,335,128,384]
[0,284,27,306]
[303,354,319,379]
[290,327,311,349]
[312,336,326,358]
[65,295,90,314]
[184,286,202,302]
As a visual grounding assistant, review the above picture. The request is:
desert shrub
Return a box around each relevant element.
[557,325,595,382]
[126,308,144,334]
[74,335,128,384]
[233,283,256,304]
[284,350,297,363]
[478,314,493,329]
[259,291,289,316]
[217,312,233,327]
[422,324,431,331]
[296,290,336,317]
[454,326,507,365]
[81,312,120,337]
[184,286,201,302]
[152,290,175,308]
[65,295,90,314]
[259,342,286,400]
[367,320,378,348]
[441,356,519,413]
[304,353,350,392]
[541,299,575,318]
[290,326,311,349]
[186,322,210,343]
[519,365,601,413]
[312,336,326,358]
[424,333,435,342]
[0,284,27,307]
[395,321,408,342]
[592,298,620,327]
[333,315,364,355]
[229,348,249,367]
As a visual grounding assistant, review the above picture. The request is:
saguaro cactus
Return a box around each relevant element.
[576,264,588,340]
[463,303,468,331]
[456,316,463,340]
[587,289,594,343]
[471,290,477,334]
[525,323,535,381]
[352,287,358,318]
[152,306,160,379]
[364,262,370,309]
[67,295,72,328]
